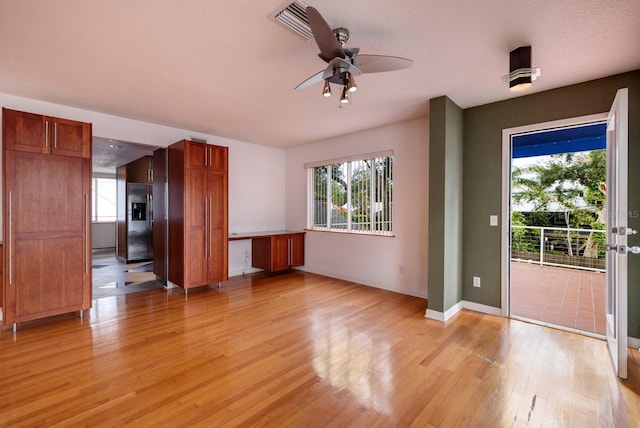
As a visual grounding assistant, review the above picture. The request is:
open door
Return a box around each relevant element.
[604,88,629,379]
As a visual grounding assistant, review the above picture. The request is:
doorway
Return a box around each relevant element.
[91,137,163,299]
[501,115,608,337]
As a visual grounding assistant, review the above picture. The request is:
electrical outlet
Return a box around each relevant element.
[473,276,481,288]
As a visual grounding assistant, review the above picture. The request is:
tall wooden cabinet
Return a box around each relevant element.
[168,140,228,289]
[2,108,92,325]
[152,148,167,281]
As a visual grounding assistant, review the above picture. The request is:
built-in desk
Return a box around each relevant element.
[229,231,305,272]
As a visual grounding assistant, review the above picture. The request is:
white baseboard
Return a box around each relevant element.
[424,309,444,321]
[425,301,463,322]
[628,337,640,349]
[461,300,502,317]
[425,300,508,321]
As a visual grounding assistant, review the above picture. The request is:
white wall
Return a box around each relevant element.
[0,93,286,273]
[285,118,429,298]
[92,222,116,249]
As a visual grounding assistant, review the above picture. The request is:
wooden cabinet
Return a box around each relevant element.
[0,243,3,312]
[152,148,167,281]
[168,140,228,289]
[252,232,305,272]
[2,108,91,325]
[3,108,91,158]
[125,155,153,184]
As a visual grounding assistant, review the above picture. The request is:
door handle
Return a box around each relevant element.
[611,227,638,236]
[618,245,640,255]
[604,244,640,254]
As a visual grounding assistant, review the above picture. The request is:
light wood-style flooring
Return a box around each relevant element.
[1,271,639,426]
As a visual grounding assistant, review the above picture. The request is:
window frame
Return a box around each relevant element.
[306,151,394,236]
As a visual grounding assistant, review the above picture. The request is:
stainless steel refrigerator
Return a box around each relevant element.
[125,182,153,262]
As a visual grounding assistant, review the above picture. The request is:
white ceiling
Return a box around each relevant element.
[0,0,638,150]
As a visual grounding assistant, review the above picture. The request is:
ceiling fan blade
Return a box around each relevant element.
[306,7,344,61]
[355,54,413,73]
[295,70,325,90]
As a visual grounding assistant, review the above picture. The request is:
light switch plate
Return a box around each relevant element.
[490,215,498,226]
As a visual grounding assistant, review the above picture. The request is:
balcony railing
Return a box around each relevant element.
[511,225,606,272]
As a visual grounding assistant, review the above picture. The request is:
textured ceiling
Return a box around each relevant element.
[1,0,639,154]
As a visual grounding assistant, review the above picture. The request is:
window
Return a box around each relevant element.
[91,177,117,222]
[307,152,393,235]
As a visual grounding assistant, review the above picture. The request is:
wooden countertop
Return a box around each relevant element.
[228,230,305,241]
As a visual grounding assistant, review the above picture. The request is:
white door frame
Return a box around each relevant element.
[605,88,629,379]
[500,113,608,317]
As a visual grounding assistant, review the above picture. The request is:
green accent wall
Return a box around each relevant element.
[428,96,464,313]
[460,70,640,336]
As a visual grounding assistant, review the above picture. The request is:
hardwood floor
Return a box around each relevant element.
[1,271,639,426]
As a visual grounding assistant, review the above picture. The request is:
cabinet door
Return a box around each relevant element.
[50,117,91,158]
[271,235,291,272]
[207,169,228,282]
[127,156,153,183]
[14,236,84,321]
[208,145,227,172]
[185,141,207,169]
[4,151,89,323]
[290,233,305,268]
[184,168,208,287]
[3,109,48,154]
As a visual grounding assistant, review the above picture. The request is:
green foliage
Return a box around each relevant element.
[512,150,606,227]
[313,157,393,232]
[511,212,532,252]
[511,150,606,258]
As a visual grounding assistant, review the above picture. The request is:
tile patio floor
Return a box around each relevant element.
[510,261,606,335]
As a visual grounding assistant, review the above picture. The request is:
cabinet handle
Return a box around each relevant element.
[44,120,49,148]
[209,197,213,259]
[54,122,58,148]
[8,191,13,285]
[85,194,90,275]
[204,197,209,259]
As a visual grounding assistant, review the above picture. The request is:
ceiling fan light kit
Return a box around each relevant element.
[502,46,541,92]
[295,6,413,106]
[340,86,350,104]
[322,80,332,97]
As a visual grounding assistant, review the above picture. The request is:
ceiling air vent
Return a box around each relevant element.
[272,1,312,40]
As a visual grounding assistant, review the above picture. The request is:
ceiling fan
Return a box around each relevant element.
[295,6,413,105]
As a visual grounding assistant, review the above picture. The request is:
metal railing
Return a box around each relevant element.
[511,225,606,272]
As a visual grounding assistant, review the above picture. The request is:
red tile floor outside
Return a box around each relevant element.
[510,261,606,335]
